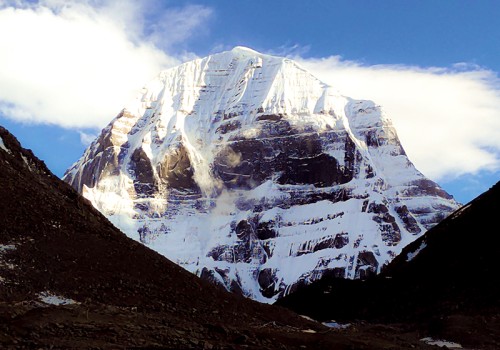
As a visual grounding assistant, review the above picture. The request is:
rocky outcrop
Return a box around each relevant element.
[64,47,459,302]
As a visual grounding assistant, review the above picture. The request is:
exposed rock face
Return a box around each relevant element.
[64,47,459,302]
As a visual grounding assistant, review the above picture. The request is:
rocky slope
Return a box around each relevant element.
[277,181,500,349]
[64,47,459,302]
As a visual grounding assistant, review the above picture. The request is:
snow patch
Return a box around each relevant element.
[38,291,78,306]
[0,244,17,284]
[301,329,317,334]
[406,241,427,262]
[420,337,462,348]
[322,321,351,329]
[299,315,317,322]
[450,203,470,220]
[0,136,10,153]
[20,154,34,171]
[0,244,15,254]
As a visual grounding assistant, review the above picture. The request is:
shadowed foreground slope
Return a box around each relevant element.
[278,181,500,349]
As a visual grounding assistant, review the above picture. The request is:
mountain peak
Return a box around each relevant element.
[64,49,459,302]
[230,45,261,56]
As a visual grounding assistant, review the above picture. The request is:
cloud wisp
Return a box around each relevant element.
[0,0,212,129]
[297,56,500,181]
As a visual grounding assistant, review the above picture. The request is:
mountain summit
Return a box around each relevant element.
[64,47,459,302]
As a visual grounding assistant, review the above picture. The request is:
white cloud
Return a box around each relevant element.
[266,43,311,57]
[296,56,500,181]
[0,0,212,129]
[78,130,97,146]
[148,4,213,51]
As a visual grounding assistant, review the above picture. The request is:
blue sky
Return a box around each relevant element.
[0,0,499,204]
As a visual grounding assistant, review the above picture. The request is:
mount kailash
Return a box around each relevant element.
[64,47,459,302]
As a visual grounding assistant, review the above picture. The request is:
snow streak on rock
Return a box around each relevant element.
[64,47,459,302]
[406,241,427,262]
[0,136,10,154]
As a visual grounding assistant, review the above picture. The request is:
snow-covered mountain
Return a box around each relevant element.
[64,47,459,303]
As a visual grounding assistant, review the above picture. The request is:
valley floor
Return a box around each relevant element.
[4,300,496,349]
